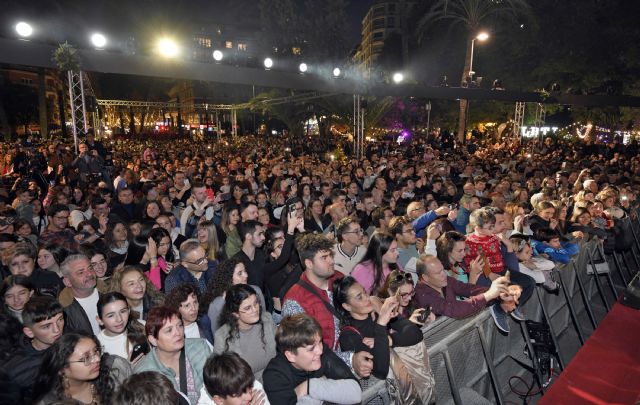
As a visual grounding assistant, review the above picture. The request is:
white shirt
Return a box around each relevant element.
[76,289,101,336]
[332,244,366,276]
[98,330,129,359]
[184,322,201,339]
[197,381,270,405]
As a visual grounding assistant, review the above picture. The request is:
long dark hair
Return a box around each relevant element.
[0,311,23,362]
[202,257,244,309]
[97,292,146,348]
[332,276,360,326]
[149,227,175,262]
[32,333,115,403]
[357,232,397,294]
[219,284,265,352]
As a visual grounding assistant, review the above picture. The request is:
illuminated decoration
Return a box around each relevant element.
[15,22,33,37]
[392,72,404,83]
[576,123,592,139]
[263,58,273,69]
[299,63,308,73]
[520,126,559,138]
[332,67,341,77]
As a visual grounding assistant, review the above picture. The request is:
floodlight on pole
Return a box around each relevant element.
[15,22,33,38]
[212,50,223,61]
[158,38,179,58]
[392,72,404,83]
[332,67,341,77]
[91,33,107,48]
[299,63,308,73]
[476,32,489,41]
[469,32,489,78]
[263,58,274,69]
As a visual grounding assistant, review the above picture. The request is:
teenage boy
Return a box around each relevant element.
[263,314,362,405]
[0,296,65,404]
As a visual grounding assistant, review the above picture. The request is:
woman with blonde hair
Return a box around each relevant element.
[109,266,164,321]
[197,219,220,261]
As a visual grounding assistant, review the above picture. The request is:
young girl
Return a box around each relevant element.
[1,275,34,322]
[96,291,147,362]
[509,234,559,292]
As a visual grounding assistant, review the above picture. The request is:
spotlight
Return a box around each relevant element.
[263,58,273,69]
[15,22,33,38]
[299,63,308,73]
[90,33,107,48]
[476,32,489,41]
[212,50,223,61]
[332,67,341,77]
[158,38,179,58]
[392,72,404,83]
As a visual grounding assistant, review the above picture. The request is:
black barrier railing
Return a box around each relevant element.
[422,239,615,404]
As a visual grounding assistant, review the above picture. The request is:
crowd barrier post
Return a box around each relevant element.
[535,286,567,369]
[555,268,586,345]
[570,260,598,329]
[621,250,638,278]
[442,351,464,405]
[610,251,629,286]
[586,246,612,311]
[517,319,546,394]
[476,323,506,405]
[629,214,640,254]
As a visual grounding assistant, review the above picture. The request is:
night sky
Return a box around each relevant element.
[0,0,374,52]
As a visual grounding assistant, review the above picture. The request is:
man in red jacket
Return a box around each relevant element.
[282,233,374,378]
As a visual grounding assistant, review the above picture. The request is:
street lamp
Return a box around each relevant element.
[299,63,308,73]
[212,50,223,61]
[263,57,274,69]
[91,33,107,48]
[15,22,33,38]
[392,72,404,83]
[468,32,489,77]
[332,67,341,78]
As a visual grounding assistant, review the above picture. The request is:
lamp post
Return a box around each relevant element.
[468,32,489,79]
[457,32,489,143]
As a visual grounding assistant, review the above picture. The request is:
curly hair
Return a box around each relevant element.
[165,283,204,316]
[32,333,115,404]
[201,257,244,310]
[219,284,266,352]
[109,266,164,312]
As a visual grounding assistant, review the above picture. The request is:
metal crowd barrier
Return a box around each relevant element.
[421,235,640,404]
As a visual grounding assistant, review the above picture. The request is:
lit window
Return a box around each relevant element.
[292,47,301,55]
[226,41,233,49]
[238,43,247,51]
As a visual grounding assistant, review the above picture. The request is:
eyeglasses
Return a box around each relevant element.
[69,346,103,366]
[182,256,207,266]
[343,228,364,235]
[399,290,415,299]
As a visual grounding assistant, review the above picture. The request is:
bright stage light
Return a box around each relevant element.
[213,50,223,61]
[299,63,308,73]
[91,33,107,48]
[333,67,341,77]
[264,58,274,69]
[158,38,179,58]
[16,22,33,38]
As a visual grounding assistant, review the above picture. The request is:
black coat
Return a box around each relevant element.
[0,338,47,404]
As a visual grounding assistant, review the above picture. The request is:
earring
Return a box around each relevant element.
[62,373,70,392]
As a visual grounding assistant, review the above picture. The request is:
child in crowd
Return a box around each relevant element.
[531,228,580,264]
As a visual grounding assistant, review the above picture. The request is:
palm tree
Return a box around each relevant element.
[415,0,531,142]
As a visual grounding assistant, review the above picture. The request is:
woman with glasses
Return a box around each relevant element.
[33,332,131,404]
[334,276,424,403]
[352,232,402,295]
[109,266,164,321]
[134,306,212,404]
[213,284,276,382]
[304,196,330,234]
[380,270,436,326]
[79,246,113,284]
[97,292,147,363]
[202,257,266,336]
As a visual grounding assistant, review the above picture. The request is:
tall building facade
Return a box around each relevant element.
[353,0,416,79]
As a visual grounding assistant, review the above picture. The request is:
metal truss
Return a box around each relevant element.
[67,70,89,152]
[353,94,365,159]
[514,101,526,139]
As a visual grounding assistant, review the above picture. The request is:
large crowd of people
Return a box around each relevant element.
[0,128,637,404]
